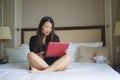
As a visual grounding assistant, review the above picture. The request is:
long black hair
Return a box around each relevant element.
[36,16,57,52]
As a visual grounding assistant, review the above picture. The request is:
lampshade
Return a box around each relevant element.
[0,27,12,39]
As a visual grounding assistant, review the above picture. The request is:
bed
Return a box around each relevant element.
[0,63,120,80]
[0,25,120,80]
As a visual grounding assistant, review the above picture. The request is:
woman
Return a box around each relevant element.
[27,16,71,73]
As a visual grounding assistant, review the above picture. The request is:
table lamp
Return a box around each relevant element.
[0,27,12,60]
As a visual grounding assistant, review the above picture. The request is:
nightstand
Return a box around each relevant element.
[0,59,7,64]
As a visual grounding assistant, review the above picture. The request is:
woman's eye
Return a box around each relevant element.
[44,26,48,28]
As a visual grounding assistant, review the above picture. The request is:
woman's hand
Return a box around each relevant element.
[37,51,45,58]
[65,49,68,54]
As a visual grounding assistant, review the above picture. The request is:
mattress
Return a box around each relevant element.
[0,63,120,80]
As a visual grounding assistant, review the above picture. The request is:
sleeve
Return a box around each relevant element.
[29,36,34,51]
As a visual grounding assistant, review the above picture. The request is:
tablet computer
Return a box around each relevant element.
[45,42,69,57]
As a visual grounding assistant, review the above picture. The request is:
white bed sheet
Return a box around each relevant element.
[0,63,120,80]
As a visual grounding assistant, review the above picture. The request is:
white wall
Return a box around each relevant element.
[3,0,22,48]
[14,0,22,48]
[0,0,3,58]
[104,0,113,65]
[4,0,15,48]
[22,0,104,28]
[0,0,2,26]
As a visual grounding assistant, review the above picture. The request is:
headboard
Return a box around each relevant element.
[21,25,105,46]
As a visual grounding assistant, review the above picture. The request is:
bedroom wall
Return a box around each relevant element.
[113,0,120,65]
[22,0,104,28]
[104,0,113,65]
[0,0,2,58]
[0,0,2,26]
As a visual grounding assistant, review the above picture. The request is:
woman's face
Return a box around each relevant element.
[42,21,52,36]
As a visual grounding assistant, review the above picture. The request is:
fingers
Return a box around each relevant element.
[37,51,45,58]
[65,49,69,54]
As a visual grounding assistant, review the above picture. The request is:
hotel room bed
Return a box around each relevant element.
[0,63,120,80]
[0,25,120,80]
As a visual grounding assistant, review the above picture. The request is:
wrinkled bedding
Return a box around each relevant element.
[0,63,120,80]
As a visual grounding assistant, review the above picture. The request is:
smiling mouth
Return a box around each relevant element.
[45,32,50,35]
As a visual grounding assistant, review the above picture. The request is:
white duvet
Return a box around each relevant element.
[0,63,120,80]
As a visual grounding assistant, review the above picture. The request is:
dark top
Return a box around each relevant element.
[29,35,60,55]
[29,35,60,65]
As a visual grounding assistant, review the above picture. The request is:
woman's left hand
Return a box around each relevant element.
[65,49,68,54]
[37,51,44,58]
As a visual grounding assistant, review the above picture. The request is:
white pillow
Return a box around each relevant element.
[78,42,103,47]
[20,44,29,49]
[67,42,103,63]
[68,43,81,62]
[6,47,29,63]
